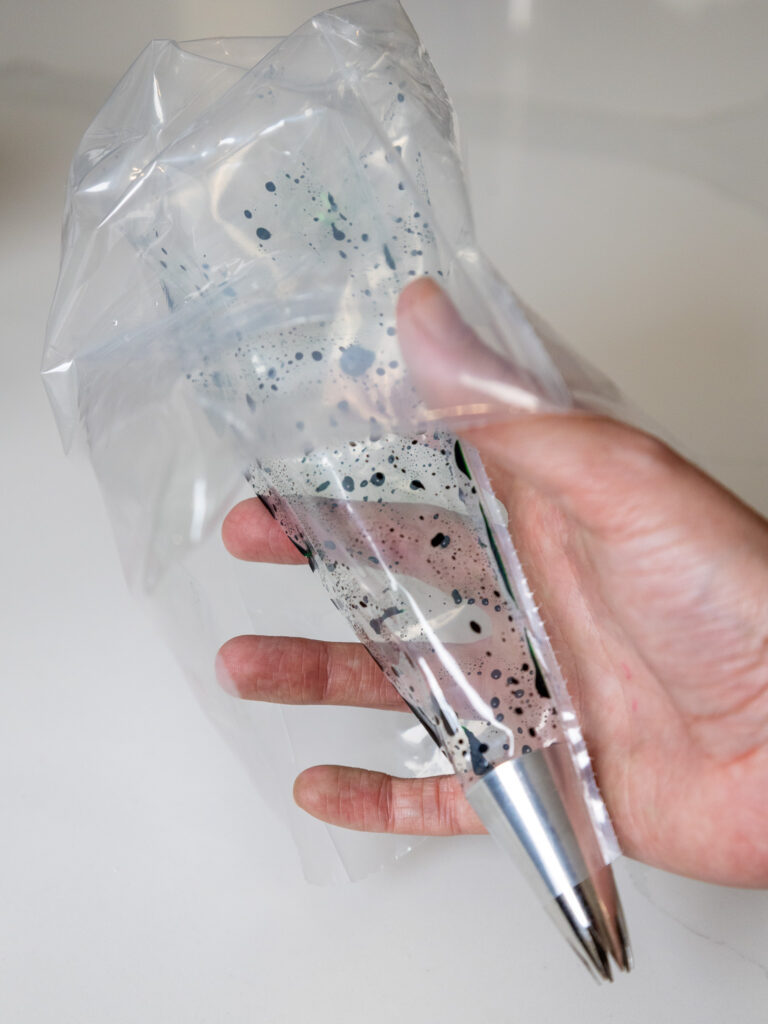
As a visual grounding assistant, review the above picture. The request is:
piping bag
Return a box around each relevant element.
[42,0,633,979]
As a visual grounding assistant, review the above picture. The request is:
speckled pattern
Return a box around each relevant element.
[250,430,560,780]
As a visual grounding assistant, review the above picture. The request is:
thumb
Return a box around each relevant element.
[395,278,689,531]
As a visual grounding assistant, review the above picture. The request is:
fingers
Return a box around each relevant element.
[217,635,487,838]
[216,634,407,710]
[222,497,306,564]
[293,764,486,836]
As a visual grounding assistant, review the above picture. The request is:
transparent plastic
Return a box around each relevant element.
[43,0,630,881]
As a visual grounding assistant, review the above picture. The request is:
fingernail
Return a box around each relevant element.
[399,278,473,354]
[214,650,241,697]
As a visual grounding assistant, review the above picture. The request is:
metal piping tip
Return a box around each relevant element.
[466,743,633,980]
[572,867,633,975]
[550,872,633,981]
[547,891,613,982]
[613,891,634,972]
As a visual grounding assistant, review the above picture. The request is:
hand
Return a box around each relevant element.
[217,279,768,887]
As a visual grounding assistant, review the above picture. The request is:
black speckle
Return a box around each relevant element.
[430,532,450,548]
[530,648,551,699]
[342,476,355,492]
[410,479,425,491]
[340,345,375,377]
[454,440,472,478]
[256,227,271,240]
[469,621,482,634]
[256,495,276,519]
[370,472,385,487]
[382,244,396,270]
[370,606,402,635]
[522,745,532,755]
[465,730,492,775]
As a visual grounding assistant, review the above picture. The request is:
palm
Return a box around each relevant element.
[475,421,768,886]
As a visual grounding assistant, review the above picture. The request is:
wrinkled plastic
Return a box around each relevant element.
[43,0,628,881]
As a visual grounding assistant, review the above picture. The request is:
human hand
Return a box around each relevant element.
[218,279,768,888]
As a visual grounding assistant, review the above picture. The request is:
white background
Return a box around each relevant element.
[2,1,768,1020]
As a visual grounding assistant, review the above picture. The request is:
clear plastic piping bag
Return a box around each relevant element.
[43,1,630,892]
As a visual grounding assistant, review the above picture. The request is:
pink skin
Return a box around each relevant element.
[218,278,768,888]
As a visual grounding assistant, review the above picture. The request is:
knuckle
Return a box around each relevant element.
[433,775,461,834]
[372,774,395,832]
[312,642,333,704]
[288,640,330,704]
[615,423,679,478]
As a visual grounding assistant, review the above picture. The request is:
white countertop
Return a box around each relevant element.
[2,1,767,1020]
